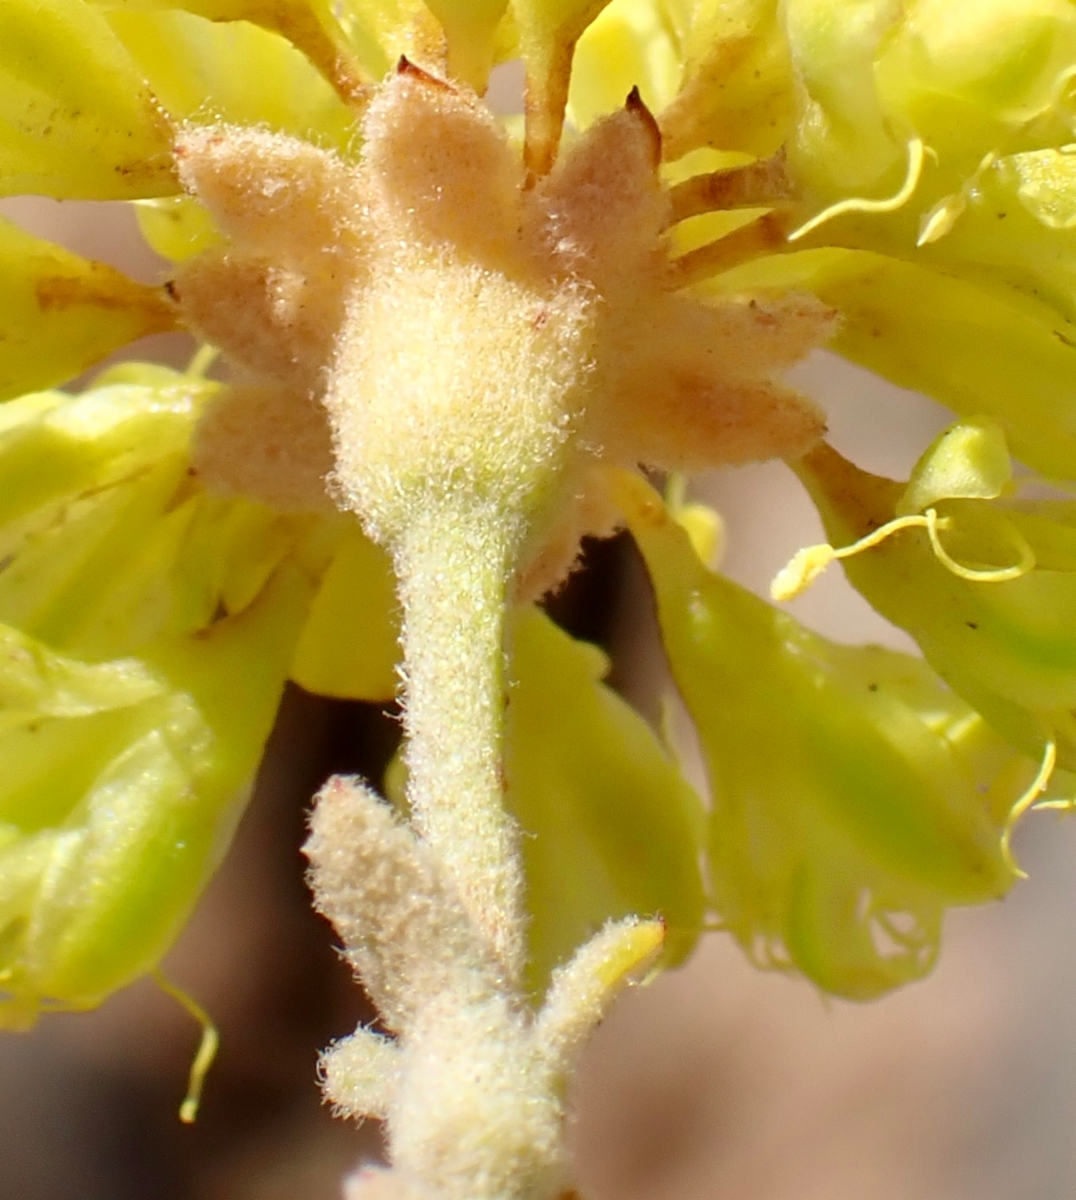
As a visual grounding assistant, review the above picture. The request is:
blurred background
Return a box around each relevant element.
[3,192,1076,1200]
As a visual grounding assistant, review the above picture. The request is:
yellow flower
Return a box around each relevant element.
[1,0,1073,1036]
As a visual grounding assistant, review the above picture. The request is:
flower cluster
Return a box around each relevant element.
[4,1,1076,1193]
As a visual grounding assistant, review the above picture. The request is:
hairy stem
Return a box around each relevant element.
[394,504,525,979]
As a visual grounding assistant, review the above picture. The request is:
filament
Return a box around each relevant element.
[153,970,220,1124]
[1002,740,1058,879]
[788,138,927,242]
[771,508,1036,602]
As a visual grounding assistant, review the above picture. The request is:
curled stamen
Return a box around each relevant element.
[871,909,929,952]
[788,138,927,242]
[923,508,1036,582]
[771,508,1036,601]
[153,970,220,1124]
[1002,740,1058,878]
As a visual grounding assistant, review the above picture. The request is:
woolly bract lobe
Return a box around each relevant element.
[172,63,829,586]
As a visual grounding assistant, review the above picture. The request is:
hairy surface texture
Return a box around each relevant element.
[173,63,831,590]
[173,57,834,1200]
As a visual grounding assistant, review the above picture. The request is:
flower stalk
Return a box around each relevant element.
[394,505,525,977]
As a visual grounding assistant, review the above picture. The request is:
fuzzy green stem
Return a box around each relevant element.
[394,504,525,980]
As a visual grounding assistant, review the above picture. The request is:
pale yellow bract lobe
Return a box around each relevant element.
[172,60,829,586]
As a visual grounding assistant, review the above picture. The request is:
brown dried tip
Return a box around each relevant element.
[625,87,661,168]
[396,55,454,92]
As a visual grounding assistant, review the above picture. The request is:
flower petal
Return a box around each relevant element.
[510,0,615,175]
[0,369,306,660]
[105,7,357,151]
[616,469,1014,999]
[291,530,400,701]
[422,0,510,91]
[0,0,175,199]
[0,218,177,400]
[505,604,705,992]
[96,0,373,103]
[796,441,1076,770]
[568,0,680,131]
[711,247,1076,482]
[0,565,310,1026]
[335,0,447,78]
[658,0,793,162]
[897,417,1012,515]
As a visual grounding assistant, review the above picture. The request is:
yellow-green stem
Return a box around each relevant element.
[394,505,525,981]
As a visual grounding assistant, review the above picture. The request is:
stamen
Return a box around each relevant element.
[771,508,1036,602]
[923,508,1036,582]
[917,152,998,246]
[771,512,938,602]
[1002,740,1058,878]
[665,473,724,568]
[153,970,220,1124]
[788,138,927,243]
[185,344,219,379]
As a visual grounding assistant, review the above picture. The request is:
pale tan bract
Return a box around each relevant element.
[172,61,830,595]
